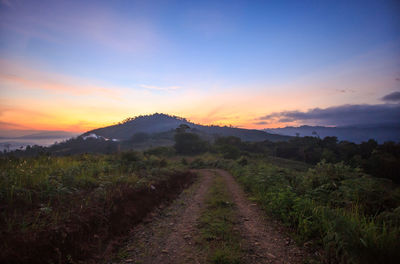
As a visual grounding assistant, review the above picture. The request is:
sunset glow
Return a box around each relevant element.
[1,0,399,133]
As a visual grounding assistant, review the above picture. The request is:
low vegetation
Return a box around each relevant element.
[174,132,400,184]
[2,127,400,263]
[175,133,400,263]
[229,159,400,263]
[0,152,194,263]
[197,172,242,264]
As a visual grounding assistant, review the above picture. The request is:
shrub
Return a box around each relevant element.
[230,160,400,263]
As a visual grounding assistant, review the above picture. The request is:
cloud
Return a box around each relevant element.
[254,121,269,125]
[382,91,400,102]
[0,106,53,119]
[0,1,160,54]
[259,104,400,127]
[1,0,11,7]
[0,121,30,130]
[139,84,181,92]
[335,88,355,93]
[63,120,96,132]
[0,59,121,99]
[0,73,118,98]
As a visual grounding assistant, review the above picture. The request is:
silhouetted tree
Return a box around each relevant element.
[174,133,207,154]
[175,124,190,133]
[174,126,207,155]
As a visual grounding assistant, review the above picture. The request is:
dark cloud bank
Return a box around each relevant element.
[260,104,400,127]
[259,91,400,143]
[382,91,400,102]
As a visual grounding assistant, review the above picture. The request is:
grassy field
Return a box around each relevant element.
[228,159,400,263]
[0,152,193,263]
[2,145,400,263]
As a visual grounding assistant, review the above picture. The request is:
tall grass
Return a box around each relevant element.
[230,160,400,263]
[0,152,184,233]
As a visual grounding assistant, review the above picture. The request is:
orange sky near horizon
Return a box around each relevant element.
[1,48,399,133]
[1,1,399,133]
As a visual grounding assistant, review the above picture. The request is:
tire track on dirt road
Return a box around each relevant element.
[216,169,308,264]
[114,169,214,264]
[113,169,308,264]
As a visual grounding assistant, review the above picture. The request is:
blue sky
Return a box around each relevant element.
[0,0,399,131]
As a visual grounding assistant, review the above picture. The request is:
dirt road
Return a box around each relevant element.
[216,169,307,264]
[113,169,308,264]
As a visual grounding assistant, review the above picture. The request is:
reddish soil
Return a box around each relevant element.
[113,169,214,264]
[0,171,195,264]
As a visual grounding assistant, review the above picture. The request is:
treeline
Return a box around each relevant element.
[3,130,175,157]
[172,131,400,183]
[3,128,399,183]
[207,136,399,184]
[118,113,189,125]
[270,137,399,183]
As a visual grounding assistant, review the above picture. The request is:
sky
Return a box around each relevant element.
[0,0,399,133]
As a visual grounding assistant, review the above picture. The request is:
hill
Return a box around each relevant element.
[265,125,400,143]
[83,113,290,142]
[6,114,290,156]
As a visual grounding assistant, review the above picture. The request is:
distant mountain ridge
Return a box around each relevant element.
[0,130,78,139]
[0,131,79,152]
[83,113,290,142]
[14,131,79,139]
[265,125,400,143]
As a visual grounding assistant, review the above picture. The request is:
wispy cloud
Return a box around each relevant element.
[0,1,160,54]
[335,88,355,94]
[253,121,269,125]
[0,121,30,130]
[0,59,121,99]
[1,0,12,7]
[0,105,53,119]
[139,84,181,92]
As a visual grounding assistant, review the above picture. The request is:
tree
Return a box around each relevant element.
[4,143,10,152]
[219,144,240,159]
[175,124,190,133]
[174,131,208,155]
[322,136,338,148]
[312,131,320,138]
[214,136,242,159]
[359,139,378,159]
[215,136,241,146]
